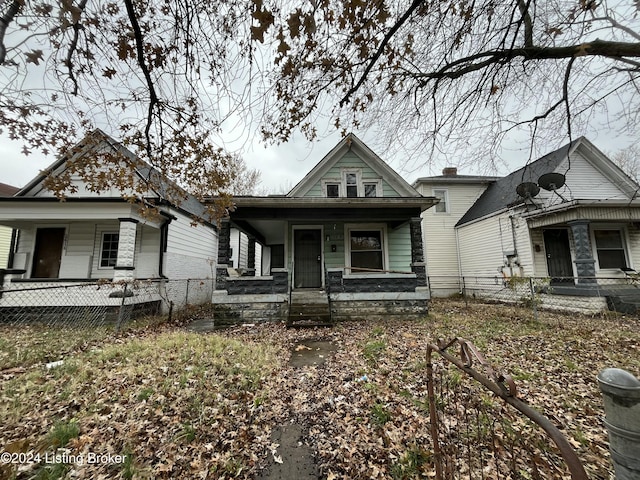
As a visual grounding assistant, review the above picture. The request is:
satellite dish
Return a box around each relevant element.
[538,172,566,191]
[516,182,540,198]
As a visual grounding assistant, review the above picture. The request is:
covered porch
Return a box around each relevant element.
[524,200,640,313]
[212,196,433,323]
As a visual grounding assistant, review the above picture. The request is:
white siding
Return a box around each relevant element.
[417,182,490,279]
[136,224,161,278]
[557,153,629,201]
[0,226,12,268]
[457,214,507,277]
[164,210,217,279]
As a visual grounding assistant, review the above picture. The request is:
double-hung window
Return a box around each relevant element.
[594,229,627,269]
[433,189,449,213]
[349,229,384,272]
[100,232,119,268]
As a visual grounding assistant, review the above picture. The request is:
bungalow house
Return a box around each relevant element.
[211,134,437,324]
[0,183,19,268]
[416,137,640,313]
[0,129,218,319]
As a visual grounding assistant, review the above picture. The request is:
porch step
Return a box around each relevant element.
[287,291,333,327]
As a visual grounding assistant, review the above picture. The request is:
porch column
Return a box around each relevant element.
[568,220,597,284]
[215,218,231,290]
[246,236,256,276]
[113,218,138,282]
[410,217,427,286]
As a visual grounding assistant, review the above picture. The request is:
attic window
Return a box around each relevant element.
[364,183,378,197]
[346,173,358,198]
[326,184,339,198]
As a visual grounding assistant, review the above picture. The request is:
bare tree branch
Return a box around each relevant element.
[0,0,21,64]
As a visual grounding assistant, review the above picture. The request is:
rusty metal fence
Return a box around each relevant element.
[426,338,588,480]
[0,279,214,330]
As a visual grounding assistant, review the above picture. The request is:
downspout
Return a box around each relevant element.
[454,226,463,292]
[159,217,172,278]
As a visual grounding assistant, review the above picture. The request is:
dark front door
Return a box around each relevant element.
[294,229,322,288]
[543,229,573,284]
[32,228,65,278]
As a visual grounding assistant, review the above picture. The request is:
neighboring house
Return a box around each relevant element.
[229,227,262,276]
[0,182,20,268]
[413,168,498,296]
[211,133,437,323]
[0,129,218,315]
[419,137,640,312]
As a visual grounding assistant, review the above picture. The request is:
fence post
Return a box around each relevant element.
[462,276,468,307]
[115,282,128,333]
[529,277,538,321]
[597,368,640,479]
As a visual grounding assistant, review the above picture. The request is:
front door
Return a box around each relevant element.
[543,229,574,284]
[294,229,322,288]
[32,228,65,278]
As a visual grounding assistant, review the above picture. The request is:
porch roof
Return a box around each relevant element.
[0,198,170,229]
[522,199,640,228]
[226,196,436,244]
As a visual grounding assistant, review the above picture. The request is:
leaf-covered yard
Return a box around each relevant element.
[1,299,639,479]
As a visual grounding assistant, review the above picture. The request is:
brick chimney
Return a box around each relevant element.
[442,167,458,176]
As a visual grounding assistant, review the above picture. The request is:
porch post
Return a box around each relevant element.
[215,218,231,290]
[246,236,256,276]
[568,220,597,284]
[410,217,427,286]
[113,218,138,282]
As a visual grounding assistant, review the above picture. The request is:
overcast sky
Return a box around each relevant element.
[1,123,636,194]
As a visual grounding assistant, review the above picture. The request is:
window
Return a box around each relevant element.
[326,184,339,198]
[433,189,448,213]
[364,183,378,197]
[594,229,627,269]
[350,230,383,272]
[346,173,358,198]
[100,232,119,268]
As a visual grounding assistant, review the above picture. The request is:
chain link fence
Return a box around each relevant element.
[0,278,214,330]
[428,275,639,316]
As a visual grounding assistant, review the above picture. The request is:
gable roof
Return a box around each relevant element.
[456,137,640,227]
[15,129,210,222]
[456,138,578,226]
[287,133,421,197]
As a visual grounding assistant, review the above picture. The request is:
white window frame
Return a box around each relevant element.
[99,231,119,269]
[363,179,383,198]
[432,188,449,214]
[591,226,629,271]
[344,223,389,274]
[341,168,363,198]
[322,179,341,198]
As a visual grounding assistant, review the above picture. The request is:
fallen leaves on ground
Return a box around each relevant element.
[0,298,638,479]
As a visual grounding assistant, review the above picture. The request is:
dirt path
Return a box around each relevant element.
[257,339,338,479]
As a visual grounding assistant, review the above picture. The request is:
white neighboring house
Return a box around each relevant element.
[417,137,640,313]
[229,227,262,276]
[0,129,218,315]
[413,168,498,296]
[0,183,20,268]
